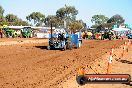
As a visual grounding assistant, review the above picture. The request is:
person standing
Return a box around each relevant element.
[0,29,3,38]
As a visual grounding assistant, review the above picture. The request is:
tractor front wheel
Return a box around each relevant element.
[62,45,66,51]
[78,41,82,48]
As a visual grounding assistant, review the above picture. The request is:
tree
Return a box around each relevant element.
[56,5,79,29]
[21,21,30,26]
[44,15,63,27]
[0,6,29,26]
[56,5,78,20]
[0,16,5,22]
[14,19,29,26]
[69,20,83,33]
[91,15,109,25]
[5,14,20,25]
[0,19,8,25]
[26,12,45,26]
[0,5,5,24]
[5,14,19,22]
[91,22,115,29]
[107,14,125,24]
[102,22,115,29]
[5,14,29,26]
[56,5,78,28]
[0,5,4,16]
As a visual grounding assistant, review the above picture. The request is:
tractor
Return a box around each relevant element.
[3,26,15,38]
[47,25,82,50]
[101,31,113,40]
[47,29,73,50]
[21,27,33,38]
[47,33,68,50]
[47,32,82,50]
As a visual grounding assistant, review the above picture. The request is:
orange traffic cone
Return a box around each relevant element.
[107,52,112,74]
[128,40,131,46]
[121,50,124,58]
[122,45,126,57]
[126,43,128,52]
[125,42,127,45]
[78,67,85,75]
[111,47,114,54]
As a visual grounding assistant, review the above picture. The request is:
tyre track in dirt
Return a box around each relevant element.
[0,39,125,88]
[46,40,125,88]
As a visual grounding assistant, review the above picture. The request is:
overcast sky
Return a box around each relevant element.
[0,0,132,27]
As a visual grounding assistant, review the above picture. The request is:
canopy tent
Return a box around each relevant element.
[112,28,130,32]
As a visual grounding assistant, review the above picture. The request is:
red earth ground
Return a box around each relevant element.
[0,38,129,88]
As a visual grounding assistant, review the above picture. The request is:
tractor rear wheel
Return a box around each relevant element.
[47,46,50,50]
[108,35,112,40]
[66,41,72,50]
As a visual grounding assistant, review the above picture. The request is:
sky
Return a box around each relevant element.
[0,0,132,27]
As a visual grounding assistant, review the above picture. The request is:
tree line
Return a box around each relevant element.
[0,5,125,32]
[0,5,86,32]
[0,6,29,26]
[91,14,125,29]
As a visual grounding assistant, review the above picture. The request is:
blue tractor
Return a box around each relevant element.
[47,33,82,50]
[47,33,69,50]
[47,25,82,50]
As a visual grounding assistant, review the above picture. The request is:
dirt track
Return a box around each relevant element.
[0,38,47,46]
[0,39,126,88]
